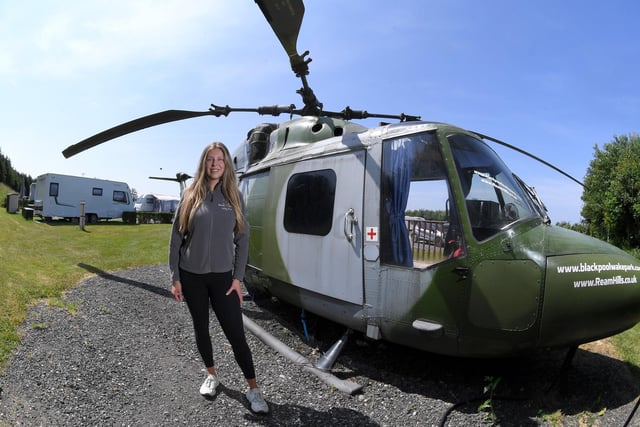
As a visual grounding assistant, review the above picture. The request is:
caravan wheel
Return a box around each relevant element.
[86,214,98,224]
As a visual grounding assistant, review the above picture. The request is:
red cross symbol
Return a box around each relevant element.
[366,227,378,242]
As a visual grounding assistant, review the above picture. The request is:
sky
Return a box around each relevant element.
[1,0,639,224]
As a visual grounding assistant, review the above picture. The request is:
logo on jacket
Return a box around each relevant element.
[218,201,233,211]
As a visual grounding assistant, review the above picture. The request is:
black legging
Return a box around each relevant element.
[180,269,256,380]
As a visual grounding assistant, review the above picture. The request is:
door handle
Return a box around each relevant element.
[343,208,358,242]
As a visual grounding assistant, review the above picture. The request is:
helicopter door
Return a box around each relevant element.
[276,150,365,305]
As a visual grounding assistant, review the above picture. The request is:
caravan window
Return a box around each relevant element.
[92,187,103,196]
[113,190,128,203]
[284,169,336,236]
[49,182,59,197]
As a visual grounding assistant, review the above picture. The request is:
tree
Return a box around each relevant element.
[556,220,588,234]
[0,148,34,196]
[581,134,640,248]
[405,209,447,221]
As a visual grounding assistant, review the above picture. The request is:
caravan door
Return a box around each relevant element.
[273,150,365,305]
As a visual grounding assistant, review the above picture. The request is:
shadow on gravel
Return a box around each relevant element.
[247,294,640,426]
[77,263,173,299]
[215,384,378,426]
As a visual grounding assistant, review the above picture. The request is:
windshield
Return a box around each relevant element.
[448,133,540,241]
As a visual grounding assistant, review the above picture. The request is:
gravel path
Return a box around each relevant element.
[1,264,639,426]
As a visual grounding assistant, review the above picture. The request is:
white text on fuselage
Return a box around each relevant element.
[573,275,638,288]
[555,262,640,288]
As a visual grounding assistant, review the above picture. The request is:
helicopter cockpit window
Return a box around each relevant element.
[448,134,538,241]
[381,132,463,268]
[284,169,336,236]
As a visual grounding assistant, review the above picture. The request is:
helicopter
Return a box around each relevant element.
[62,0,640,366]
[148,172,192,197]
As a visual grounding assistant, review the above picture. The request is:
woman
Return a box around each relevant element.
[168,142,268,414]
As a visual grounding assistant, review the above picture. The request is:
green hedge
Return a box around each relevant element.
[122,211,137,224]
[123,211,174,224]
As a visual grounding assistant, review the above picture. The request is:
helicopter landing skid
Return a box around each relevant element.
[242,315,361,394]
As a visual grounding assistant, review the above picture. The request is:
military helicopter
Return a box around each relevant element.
[148,172,192,197]
[63,0,640,366]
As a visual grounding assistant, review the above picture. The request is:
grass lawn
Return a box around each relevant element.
[612,323,640,370]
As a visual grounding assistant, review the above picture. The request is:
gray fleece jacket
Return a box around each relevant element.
[169,184,249,282]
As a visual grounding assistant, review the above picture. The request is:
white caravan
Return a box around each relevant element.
[134,193,179,213]
[32,173,134,222]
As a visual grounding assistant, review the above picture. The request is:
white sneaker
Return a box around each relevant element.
[199,374,219,397]
[246,388,269,414]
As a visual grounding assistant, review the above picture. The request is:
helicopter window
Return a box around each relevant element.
[448,134,538,241]
[380,132,463,268]
[284,169,336,236]
[514,174,550,221]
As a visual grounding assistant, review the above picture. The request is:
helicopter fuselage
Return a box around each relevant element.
[58,0,640,359]
[234,116,640,357]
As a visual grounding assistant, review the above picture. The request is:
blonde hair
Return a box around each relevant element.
[177,142,244,234]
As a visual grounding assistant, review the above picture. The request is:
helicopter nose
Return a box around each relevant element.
[539,230,640,348]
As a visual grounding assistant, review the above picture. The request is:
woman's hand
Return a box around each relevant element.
[171,281,183,302]
[226,278,244,305]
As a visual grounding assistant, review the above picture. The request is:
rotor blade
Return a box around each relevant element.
[255,0,305,66]
[149,176,180,182]
[476,132,584,187]
[62,109,216,158]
